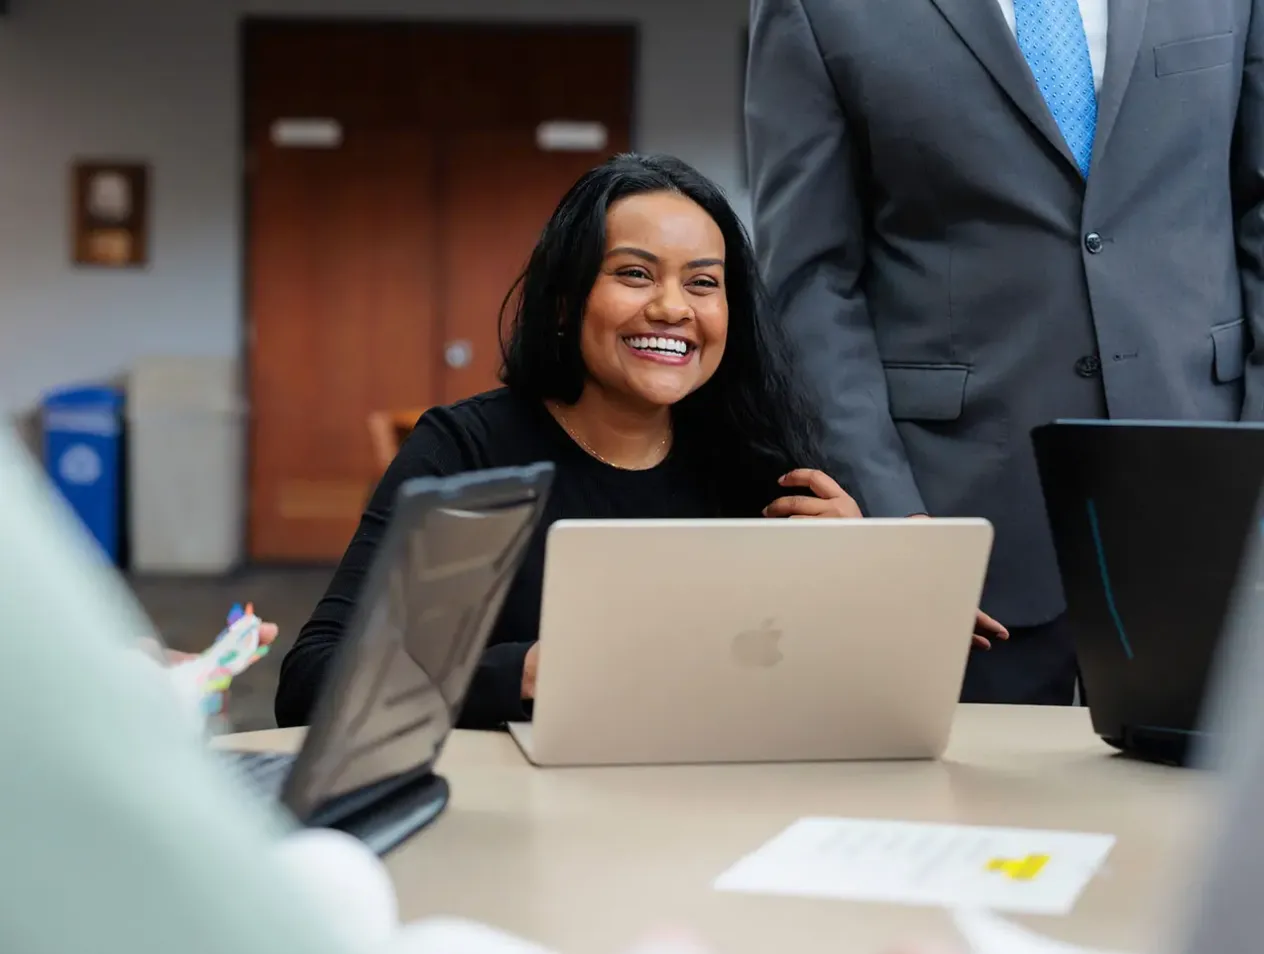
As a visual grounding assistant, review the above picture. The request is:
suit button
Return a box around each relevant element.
[1075,354,1101,377]
[1084,232,1104,254]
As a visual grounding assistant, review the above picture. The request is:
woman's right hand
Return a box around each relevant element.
[522,643,540,699]
[763,469,863,519]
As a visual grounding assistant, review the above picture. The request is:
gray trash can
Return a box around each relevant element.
[126,357,245,574]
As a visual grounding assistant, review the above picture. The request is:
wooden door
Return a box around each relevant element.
[436,130,631,404]
[244,21,635,561]
[421,27,635,403]
[245,24,440,561]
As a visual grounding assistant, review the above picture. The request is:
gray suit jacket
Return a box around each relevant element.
[747,0,1264,627]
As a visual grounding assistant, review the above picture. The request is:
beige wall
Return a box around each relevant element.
[0,0,750,415]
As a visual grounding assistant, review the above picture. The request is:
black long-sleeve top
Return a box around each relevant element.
[274,387,723,731]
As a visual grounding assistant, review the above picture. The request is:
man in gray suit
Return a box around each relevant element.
[746,0,1264,704]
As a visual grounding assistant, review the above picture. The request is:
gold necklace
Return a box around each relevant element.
[553,407,670,471]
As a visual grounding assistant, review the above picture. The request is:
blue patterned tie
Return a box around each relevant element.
[1014,0,1098,176]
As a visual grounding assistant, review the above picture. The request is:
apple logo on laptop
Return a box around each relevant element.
[731,618,784,668]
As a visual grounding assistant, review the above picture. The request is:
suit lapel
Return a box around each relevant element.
[926,0,1079,172]
[1091,0,1151,166]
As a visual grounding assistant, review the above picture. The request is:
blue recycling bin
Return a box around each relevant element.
[42,384,125,564]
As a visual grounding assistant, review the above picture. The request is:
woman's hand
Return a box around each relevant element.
[972,609,1009,650]
[762,496,1005,651]
[907,515,1009,651]
[258,621,279,649]
[522,643,540,700]
[763,469,863,519]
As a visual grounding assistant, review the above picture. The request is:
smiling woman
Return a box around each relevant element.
[542,188,732,466]
[274,154,869,732]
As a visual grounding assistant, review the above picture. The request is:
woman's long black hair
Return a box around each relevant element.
[499,153,823,515]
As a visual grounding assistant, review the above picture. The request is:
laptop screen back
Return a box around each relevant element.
[1033,420,1264,757]
[281,464,553,821]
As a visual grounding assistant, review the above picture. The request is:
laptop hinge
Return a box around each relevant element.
[1120,725,1204,768]
[312,771,451,855]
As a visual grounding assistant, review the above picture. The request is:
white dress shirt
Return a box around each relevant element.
[995,0,1109,92]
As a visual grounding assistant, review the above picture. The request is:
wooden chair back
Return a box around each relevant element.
[367,408,426,472]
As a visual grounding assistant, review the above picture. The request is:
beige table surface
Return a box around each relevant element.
[219,705,1212,953]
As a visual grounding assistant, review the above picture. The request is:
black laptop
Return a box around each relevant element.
[1032,421,1264,766]
[229,462,553,853]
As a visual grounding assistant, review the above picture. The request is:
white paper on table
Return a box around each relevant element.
[953,908,1128,954]
[713,818,1115,915]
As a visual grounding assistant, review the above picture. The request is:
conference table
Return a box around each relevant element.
[219,705,1212,954]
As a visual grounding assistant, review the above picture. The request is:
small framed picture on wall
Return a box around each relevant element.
[71,160,150,268]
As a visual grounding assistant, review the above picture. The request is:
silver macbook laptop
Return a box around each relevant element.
[508,518,994,767]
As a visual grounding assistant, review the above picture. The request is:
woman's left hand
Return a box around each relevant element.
[907,514,1009,651]
[972,610,1009,650]
[763,469,863,519]
[765,486,1004,650]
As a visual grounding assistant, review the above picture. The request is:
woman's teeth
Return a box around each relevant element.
[625,336,690,355]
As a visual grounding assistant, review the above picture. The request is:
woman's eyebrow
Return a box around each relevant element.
[606,246,724,269]
[606,245,657,262]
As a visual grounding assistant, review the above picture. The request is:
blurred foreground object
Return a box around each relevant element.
[0,422,885,954]
[0,424,350,954]
[1174,499,1264,954]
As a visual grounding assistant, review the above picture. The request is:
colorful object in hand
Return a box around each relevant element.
[170,603,270,716]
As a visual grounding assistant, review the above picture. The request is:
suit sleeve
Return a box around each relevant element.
[1236,0,1264,421]
[745,0,925,516]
